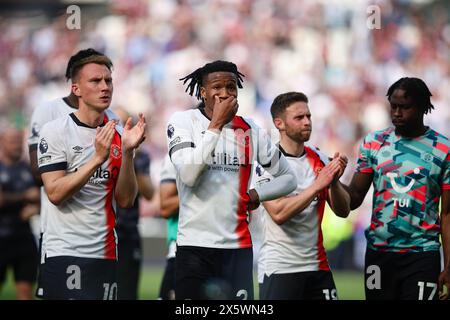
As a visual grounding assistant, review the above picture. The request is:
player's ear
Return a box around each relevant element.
[273,117,284,131]
[72,83,81,97]
[200,86,206,100]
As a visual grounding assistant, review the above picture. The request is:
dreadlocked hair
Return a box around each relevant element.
[386,77,434,114]
[179,60,245,100]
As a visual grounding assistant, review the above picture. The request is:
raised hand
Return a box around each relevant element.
[331,152,348,182]
[94,120,117,163]
[121,113,146,153]
[209,95,238,130]
[314,163,338,191]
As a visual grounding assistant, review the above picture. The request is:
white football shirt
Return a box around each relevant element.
[38,112,122,260]
[28,98,118,262]
[256,145,332,276]
[167,108,295,249]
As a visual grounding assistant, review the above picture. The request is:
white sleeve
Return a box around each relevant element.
[160,154,177,183]
[253,164,273,188]
[37,122,67,173]
[28,102,54,148]
[166,112,220,187]
[252,125,296,201]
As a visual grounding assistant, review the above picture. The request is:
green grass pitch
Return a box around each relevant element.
[0,266,365,300]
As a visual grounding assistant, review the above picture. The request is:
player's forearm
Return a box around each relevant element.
[160,196,179,218]
[115,151,138,208]
[137,175,154,200]
[42,157,103,206]
[29,147,43,186]
[171,130,220,187]
[265,185,318,225]
[329,181,351,218]
[441,213,450,270]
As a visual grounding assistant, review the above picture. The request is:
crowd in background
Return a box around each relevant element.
[0,0,449,269]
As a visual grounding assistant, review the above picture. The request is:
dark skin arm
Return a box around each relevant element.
[29,147,43,186]
[248,189,260,211]
[160,181,179,219]
[344,172,374,210]
[438,189,450,299]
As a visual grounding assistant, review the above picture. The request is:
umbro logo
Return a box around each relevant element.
[72,146,83,154]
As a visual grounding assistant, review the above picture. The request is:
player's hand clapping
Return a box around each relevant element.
[94,120,117,164]
[122,113,147,154]
[331,152,348,183]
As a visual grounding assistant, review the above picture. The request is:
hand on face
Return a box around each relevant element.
[209,95,238,130]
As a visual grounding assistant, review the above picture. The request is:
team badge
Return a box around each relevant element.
[167,124,175,139]
[111,144,121,159]
[39,138,48,154]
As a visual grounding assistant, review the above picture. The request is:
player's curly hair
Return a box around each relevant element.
[386,77,434,114]
[65,48,113,81]
[179,60,245,100]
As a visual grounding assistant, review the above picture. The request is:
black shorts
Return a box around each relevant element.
[159,257,176,300]
[175,246,254,300]
[38,256,117,300]
[260,271,337,300]
[117,237,141,300]
[364,248,441,300]
[0,234,38,284]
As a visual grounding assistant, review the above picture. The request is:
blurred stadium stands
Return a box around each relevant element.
[1,0,449,272]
